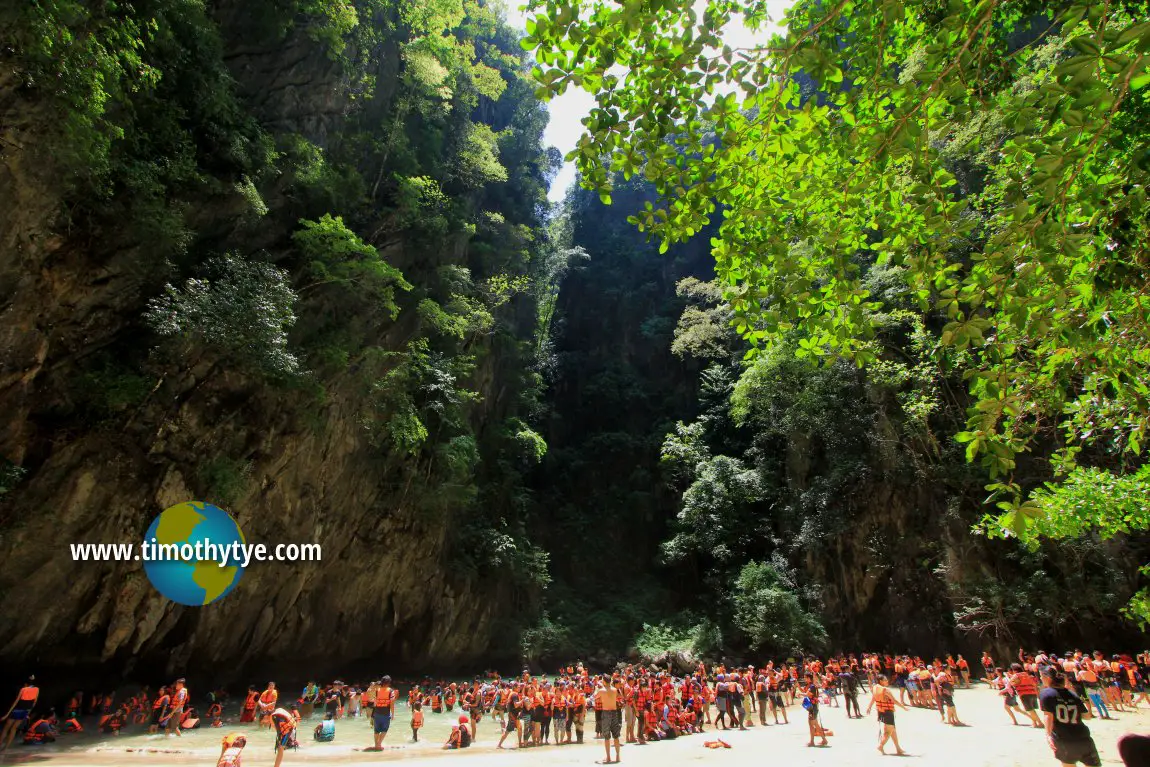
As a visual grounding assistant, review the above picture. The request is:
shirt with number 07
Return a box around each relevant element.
[1038,687,1091,740]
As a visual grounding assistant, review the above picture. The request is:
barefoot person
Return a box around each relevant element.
[1009,663,1044,728]
[597,675,622,764]
[258,683,278,730]
[1039,669,1099,767]
[168,679,189,737]
[866,675,908,756]
[271,707,296,767]
[1,676,39,750]
[370,676,397,751]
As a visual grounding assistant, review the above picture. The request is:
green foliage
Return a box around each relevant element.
[454,123,509,186]
[671,278,731,359]
[662,455,765,565]
[299,0,359,56]
[507,418,548,462]
[633,616,722,660]
[946,539,1128,640]
[732,561,828,655]
[526,0,1150,541]
[73,358,152,420]
[234,175,269,220]
[294,214,413,320]
[418,296,493,339]
[361,339,480,457]
[1014,464,1150,624]
[521,612,572,663]
[1020,464,1150,541]
[197,455,253,509]
[0,461,27,497]
[145,254,301,378]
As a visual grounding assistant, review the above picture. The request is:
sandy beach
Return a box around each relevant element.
[1,686,1142,767]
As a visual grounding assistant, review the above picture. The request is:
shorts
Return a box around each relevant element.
[9,709,30,721]
[1052,737,1101,767]
[151,709,163,725]
[1020,694,1038,712]
[877,711,895,726]
[277,731,294,749]
[600,709,622,739]
[770,693,784,707]
[506,718,518,733]
[373,713,391,734]
[1004,695,1018,707]
[940,694,954,707]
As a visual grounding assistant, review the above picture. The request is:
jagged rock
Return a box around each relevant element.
[0,3,518,687]
[645,650,697,675]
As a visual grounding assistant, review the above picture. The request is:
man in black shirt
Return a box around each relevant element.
[839,670,862,719]
[1038,669,1099,767]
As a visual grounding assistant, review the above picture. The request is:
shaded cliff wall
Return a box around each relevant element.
[0,0,549,686]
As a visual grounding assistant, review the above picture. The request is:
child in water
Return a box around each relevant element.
[313,714,335,742]
[411,702,424,742]
[217,733,246,767]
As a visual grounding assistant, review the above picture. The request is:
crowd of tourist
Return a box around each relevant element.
[3,647,1149,767]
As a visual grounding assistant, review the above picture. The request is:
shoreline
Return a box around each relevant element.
[3,687,1145,767]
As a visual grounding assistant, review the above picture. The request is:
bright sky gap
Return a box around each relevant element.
[500,0,795,201]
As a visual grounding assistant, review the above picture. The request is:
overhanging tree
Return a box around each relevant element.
[525,0,1150,614]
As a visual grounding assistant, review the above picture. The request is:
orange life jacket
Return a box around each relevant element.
[375,687,397,710]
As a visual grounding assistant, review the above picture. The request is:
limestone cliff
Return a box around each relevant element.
[0,0,547,685]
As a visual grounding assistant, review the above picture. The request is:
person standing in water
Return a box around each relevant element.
[866,675,908,756]
[271,707,296,767]
[258,683,279,729]
[370,676,397,751]
[597,675,622,764]
[1,676,39,750]
[300,682,319,719]
[167,679,189,737]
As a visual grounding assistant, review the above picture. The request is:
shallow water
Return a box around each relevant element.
[6,687,1147,767]
[5,695,510,762]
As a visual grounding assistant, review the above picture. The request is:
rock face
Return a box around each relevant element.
[0,3,526,687]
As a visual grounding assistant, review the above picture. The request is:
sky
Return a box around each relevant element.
[499,0,796,201]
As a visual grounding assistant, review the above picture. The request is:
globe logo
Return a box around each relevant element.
[143,501,246,606]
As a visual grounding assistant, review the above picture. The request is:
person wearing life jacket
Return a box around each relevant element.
[299,682,319,720]
[866,674,908,756]
[239,687,258,724]
[180,706,201,729]
[271,707,296,767]
[23,709,57,744]
[369,675,397,751]
[64,692,81,721]
[313,713,336,743]
[956,655,971,688]
[149,686,171,734]
[1,676,40,750]
[102,705,125,735]
[168,679,190,737]
[207,702,223,727]
[62,714,83,733]
[444,716,472,750]
[257,683,279,730]
[217,733,247,767]
[445,685,457,712]
[1008,663,1043,727]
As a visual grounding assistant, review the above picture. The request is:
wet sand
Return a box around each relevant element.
[2,686,1143,767]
